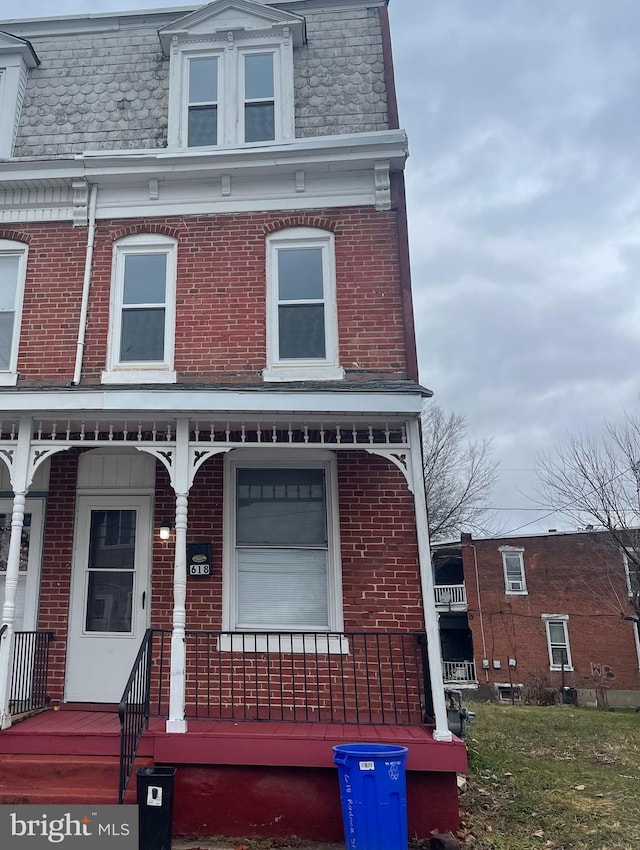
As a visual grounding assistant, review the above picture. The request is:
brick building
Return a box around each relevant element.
[433,531,640,707]
[0,0,466,840]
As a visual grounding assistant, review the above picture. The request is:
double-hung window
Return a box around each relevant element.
[543,614,572,671]
[223,451,343,640]
[500,546,527,594]
[187,55,219,147]
[0,240,27,385]
[264,228,343,382]
[243,52,276,143]
[103,234,177,384]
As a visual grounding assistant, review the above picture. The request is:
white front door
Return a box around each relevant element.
[0,498,45,631]
[66,496,151,702]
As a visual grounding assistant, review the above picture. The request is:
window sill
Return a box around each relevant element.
[101,369,177,385]
[0,373,18,387]
[262,365,345,383]
[505,589,528,595]
[549,666,574,672]
[219,633,349,654]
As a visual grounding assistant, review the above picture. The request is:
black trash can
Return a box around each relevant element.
[136,765,176,850]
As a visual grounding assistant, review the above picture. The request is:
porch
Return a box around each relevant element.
[0,628,466,840]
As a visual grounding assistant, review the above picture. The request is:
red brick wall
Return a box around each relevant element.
[462,534,640,693]
[2,207,409,386]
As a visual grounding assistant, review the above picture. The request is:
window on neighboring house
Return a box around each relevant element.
[543,615,573,671]
[102,234,177,384]
[264,228,343,382]
[500,547,527,594]
[622,548,639,598]
[0,240,27,385]
[223,451,343,637]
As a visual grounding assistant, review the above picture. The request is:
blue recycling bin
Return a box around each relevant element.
[333,743,409,850]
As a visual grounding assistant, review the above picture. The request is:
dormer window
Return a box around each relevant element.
[0,33,39,158]
[243,52,275,142]
[161,0,304,150]
[187,56,219,147]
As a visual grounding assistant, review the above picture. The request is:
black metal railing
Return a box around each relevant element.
[9,630,54,716]
[144,629,430,726]
[118,629,154,804]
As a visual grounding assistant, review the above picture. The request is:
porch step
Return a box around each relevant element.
[0,754,150,805]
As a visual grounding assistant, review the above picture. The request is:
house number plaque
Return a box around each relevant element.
[187,543,212,578]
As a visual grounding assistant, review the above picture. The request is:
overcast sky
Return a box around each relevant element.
[6,0,639,538]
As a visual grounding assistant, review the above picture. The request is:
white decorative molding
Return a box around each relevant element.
[221,174,232,196]
[149,179,159,200]
[364,448,413,492]
[27,446,70,490]
[295,170,305,193]
[190,447,232,490]
[374,161,391,211]
[72,178,89,226]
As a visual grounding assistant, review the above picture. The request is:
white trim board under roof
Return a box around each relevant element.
[158,0,306,55]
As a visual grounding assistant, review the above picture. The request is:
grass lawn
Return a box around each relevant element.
[459,701,640,850]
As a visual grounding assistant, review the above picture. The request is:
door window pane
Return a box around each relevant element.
[123,254,166,304]
[86,571,133,633]
[278,248,324,300]
[120,308,165,362]
[0,512,31,572]
[88,510,136,570]
[278,305,326,359]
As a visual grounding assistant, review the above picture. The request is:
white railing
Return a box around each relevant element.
[434,584,467,607]
[442,660,477,683]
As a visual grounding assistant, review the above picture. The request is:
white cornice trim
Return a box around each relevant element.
[0,389,424,416]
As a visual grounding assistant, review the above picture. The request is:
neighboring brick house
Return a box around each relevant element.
[0,0,466,841]
[433,531,640,707]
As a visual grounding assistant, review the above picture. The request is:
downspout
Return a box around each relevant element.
[72,183,98,385]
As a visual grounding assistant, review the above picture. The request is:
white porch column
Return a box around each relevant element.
[407,417,452,742]
[0,416,32,729]
[167,419,190,733]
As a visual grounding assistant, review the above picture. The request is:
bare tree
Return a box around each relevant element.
[537,411,640,620]
[422,404,498,541]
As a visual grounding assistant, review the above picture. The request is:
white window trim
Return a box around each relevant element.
[263,227,344,382]
[500,545,527,595]
[0,239,28,385]
[222,448,344,645]
[168,34,294,150]
[542,614,573,672]
[102,233,177,385]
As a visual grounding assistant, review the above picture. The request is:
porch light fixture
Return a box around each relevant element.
[159,521,172,541]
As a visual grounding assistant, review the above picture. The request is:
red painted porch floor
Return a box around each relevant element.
[0,709,467,773]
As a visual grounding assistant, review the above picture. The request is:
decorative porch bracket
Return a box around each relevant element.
[364,449,414,493]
